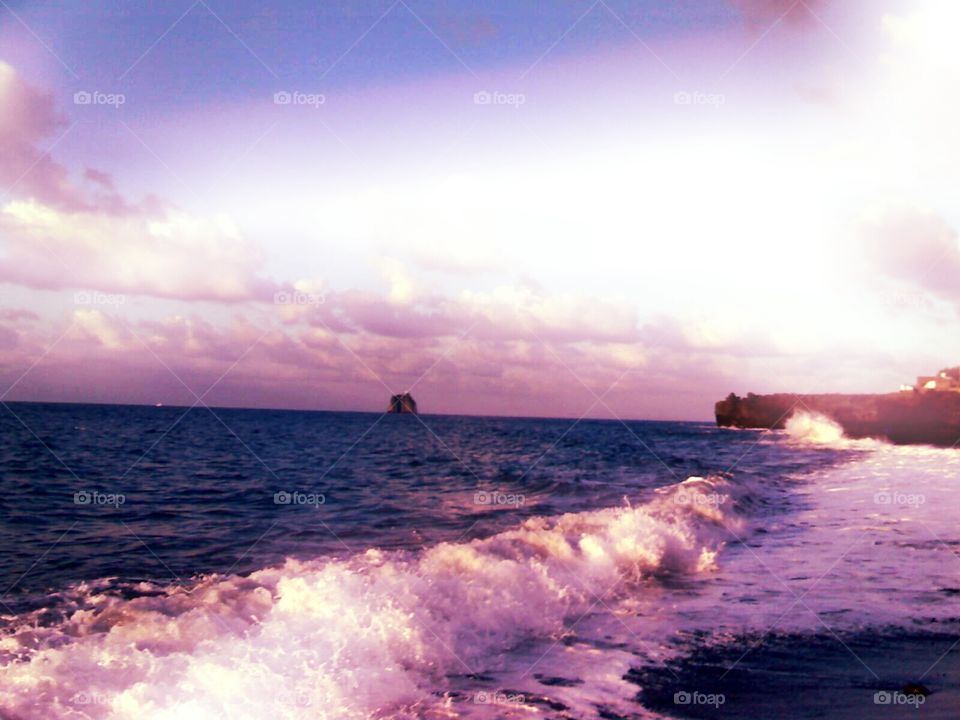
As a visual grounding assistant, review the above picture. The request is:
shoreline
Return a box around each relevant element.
[716,394,960,447]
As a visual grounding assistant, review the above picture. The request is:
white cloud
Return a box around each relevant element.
[0,200,275,302]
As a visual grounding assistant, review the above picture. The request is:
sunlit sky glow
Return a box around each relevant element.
[1,0,958,419]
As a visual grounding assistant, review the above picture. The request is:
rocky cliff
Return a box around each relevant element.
[716,391,960,447]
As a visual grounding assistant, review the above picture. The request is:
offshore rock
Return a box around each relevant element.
[387,393,418,414]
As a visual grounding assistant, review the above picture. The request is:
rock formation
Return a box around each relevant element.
[716,390,960,446]
[716,367,960,446]
[387,393,418,414]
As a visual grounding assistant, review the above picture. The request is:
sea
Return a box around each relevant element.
[0,402,958,719]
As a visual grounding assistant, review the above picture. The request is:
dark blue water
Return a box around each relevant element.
[10,402,941,720]
[0,401,848,614]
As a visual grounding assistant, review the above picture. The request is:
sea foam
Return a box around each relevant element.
[785,410,847,445]
[0,475,745,719]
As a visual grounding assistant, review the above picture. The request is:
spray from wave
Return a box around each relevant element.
[784,411,847,445]
[0,476,748,719]
[784,410,887,450]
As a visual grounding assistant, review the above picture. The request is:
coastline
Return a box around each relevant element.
[716,392,960,447]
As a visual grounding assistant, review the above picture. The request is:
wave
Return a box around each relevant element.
[785,410,847,445]
[0,475,748,719]
[784,410,884,449]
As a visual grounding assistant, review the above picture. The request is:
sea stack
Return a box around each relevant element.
[387,393,418,414]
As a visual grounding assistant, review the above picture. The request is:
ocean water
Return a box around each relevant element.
[0,402,957,718]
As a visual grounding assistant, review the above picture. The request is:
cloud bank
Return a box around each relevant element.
[0,62,276,303]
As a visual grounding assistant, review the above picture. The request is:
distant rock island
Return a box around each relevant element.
[716,367,960,447]
[387,393,418,414]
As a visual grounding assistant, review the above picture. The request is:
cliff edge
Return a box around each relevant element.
[716,388,960,447]
[716,367,960,446]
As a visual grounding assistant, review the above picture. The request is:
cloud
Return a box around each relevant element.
[0,61,68,203]
[68,309,130,350]
[0,61,136,213]
[379,257,417,304]
[864,207,960,306]
[0,61,277,302]
[0,308,38,323]
[310,284,641,345]
[0,200,276,301]
[0,325,18,351]
[0,288,763,420]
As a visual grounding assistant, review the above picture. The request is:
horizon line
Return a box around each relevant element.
[1,398,711,424]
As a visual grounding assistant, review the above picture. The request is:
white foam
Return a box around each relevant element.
[675,441,960,637]
[784,410,848,445]
[0,476,744,719]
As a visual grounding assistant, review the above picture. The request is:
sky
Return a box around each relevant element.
[1,0,959,420]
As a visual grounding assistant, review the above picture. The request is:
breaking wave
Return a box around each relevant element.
[784,410,887,450]
[0,475,748,719]
[784,410,847,445]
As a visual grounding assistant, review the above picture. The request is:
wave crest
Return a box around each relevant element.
[785,410,847,445]
[0,475,745,719]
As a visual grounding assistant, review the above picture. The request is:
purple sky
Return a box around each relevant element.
[2,0,959,419]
